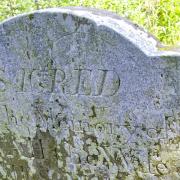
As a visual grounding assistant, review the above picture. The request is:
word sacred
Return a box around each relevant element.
[0,68,120,96]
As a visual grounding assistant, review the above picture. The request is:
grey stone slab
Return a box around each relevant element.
[0,7,179,179]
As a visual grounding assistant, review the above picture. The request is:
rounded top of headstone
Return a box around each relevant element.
[1,7,179,57]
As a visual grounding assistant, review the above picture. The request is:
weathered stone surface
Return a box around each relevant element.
[0,7,179,179]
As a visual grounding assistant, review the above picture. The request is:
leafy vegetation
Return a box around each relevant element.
[0,0,179,45]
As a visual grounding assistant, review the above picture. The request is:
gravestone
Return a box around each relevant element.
[0,7,179,179]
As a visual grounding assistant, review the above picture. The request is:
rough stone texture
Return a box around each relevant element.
[0,7,180,179]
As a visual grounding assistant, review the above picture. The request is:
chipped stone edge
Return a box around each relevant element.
[0,7,180,57]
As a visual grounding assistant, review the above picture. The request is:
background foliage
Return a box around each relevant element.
[0,0,179,45]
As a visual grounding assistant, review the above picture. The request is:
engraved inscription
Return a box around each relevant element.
[0,67,121,96]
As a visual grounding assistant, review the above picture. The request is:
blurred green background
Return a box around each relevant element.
[0,0,179,45]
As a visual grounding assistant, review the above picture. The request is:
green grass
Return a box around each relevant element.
[0,0,179,45]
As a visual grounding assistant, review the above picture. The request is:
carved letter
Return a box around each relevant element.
[54,68,66,93]
[92,69,120,96]
[68,69,92,95]
[102,70,120,96]
[30,69,55,93]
